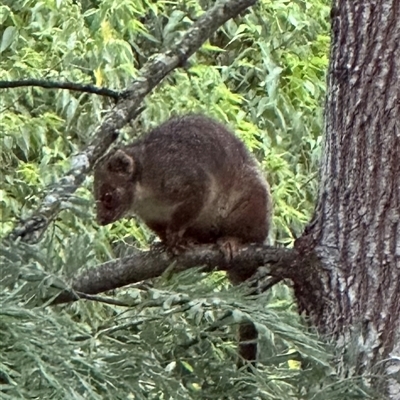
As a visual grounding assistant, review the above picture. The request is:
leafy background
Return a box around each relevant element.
[0,0,366,399]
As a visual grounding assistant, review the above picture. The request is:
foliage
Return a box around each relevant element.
[0,0,373,399]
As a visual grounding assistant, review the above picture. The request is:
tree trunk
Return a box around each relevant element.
[294,0,400,397]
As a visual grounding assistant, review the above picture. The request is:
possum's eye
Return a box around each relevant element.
[101,192,113,209]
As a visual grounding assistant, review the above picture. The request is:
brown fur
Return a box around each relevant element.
[93,114,273,366]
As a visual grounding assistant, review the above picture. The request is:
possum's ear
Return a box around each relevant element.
[106,150,135,175]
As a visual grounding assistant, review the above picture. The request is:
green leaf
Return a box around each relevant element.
[0,26,17,53]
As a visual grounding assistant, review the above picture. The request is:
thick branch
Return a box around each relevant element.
[7,0,257,244]
[51,244,323,305]
[0,80,120,99]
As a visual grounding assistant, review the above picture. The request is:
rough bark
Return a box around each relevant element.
[295,0,400,396]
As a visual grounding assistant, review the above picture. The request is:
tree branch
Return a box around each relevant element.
[7,0,257,244]
[0,80,120,99]
[51,244,317,305]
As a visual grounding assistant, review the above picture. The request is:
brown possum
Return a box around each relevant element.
[93,114,273,365]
